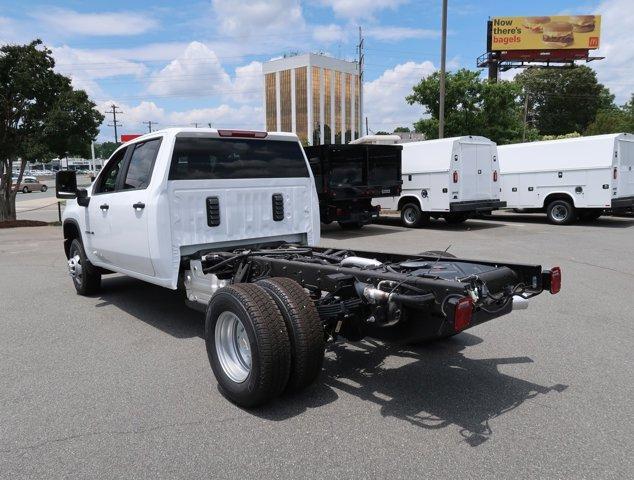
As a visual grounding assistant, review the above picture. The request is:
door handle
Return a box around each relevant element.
[133,202,145,210]
[100,204,109,211]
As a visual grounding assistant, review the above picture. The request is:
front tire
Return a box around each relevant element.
[41,185,48,192]
[400,203,428,228]
[22,186,29,193]
[257,278,325,392]
[68,238,101,295]
[546,199,575,225]
[206,284,291,408]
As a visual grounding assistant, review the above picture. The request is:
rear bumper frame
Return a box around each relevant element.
[611,195,634,211]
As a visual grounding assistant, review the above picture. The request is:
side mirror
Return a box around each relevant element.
[76,188,90,207]
[56,170,78,199]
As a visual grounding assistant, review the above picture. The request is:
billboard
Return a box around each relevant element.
[490,15,601,51]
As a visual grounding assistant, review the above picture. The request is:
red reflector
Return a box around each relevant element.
[493,170,498,182]
[453,171,459,183]
[217,129,267,138]
[550,267,561,294]
[121,134,142,143]
[613,167,618,180]
[454,297,474,332]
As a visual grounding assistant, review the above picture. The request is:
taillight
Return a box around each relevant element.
[550,267,561,294]
[613,167,618,180]
[453,171,459,183]
[454,297,474,332]
[217,130,267,138]
[493,170,498,182]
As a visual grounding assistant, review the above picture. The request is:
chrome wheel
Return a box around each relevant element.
[215,311,252,383]
[552,205,568,222]
[403,207,417,225]
[68,252,83,283]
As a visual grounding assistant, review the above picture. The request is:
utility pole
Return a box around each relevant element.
[358,26,364,140]
[365,117,369,136]
[143,120,158,133]
[208,123,212,128]
[191,122,199,128]
[438,0,448,139]
[522,92,530,142]
[105,104,123,143]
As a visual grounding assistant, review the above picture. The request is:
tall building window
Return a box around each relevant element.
[323,69,331,145]
[280,69,292,132]
[345,73,352,143]
[295,67,308,144]
[334,71,342,144]
[265,73,276,131]
[355,74,360,139]
[312,67,321,145]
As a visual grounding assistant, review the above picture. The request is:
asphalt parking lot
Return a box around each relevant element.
[1,215,633,479]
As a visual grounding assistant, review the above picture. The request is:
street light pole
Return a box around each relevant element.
[438,0,448,139]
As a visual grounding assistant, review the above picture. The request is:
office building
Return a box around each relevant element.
[262,53,361,145]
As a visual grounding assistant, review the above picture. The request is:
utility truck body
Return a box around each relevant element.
[57,128,560,408]
[499,133,634,224]
[376,137,506,227]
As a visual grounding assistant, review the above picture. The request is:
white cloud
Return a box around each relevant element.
[31,8,158,36]
[313,24,348,44]
[366,26,439,42]
[212,0,305,37]
[593,0,634,102]
[232,61,264,104]
[147,42,232,97]
[364,61,436,132]
[319,0,408,21]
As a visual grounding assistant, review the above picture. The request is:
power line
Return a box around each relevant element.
[143,120,158,133]
[105,104,123,143]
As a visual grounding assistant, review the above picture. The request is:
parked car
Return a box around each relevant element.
[14,176,48,193]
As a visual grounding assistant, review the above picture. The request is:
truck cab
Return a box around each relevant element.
[59,128,321,289]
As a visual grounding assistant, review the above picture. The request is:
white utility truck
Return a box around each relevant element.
[376,137,506,227]
[499,134,634,225]
[57,128,561,407]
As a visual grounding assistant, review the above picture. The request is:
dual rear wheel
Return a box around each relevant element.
[205,278,324,408]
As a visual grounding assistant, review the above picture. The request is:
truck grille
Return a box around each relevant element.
[272,193,284,221]
[206,196,220,227]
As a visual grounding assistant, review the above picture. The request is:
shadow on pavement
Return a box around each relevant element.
[95,275,204,339]
[255,333,567,446]
[374,216,504,231]
[92,276,567,445]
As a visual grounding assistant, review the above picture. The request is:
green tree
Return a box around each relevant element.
[406,69,524,144]
[0,40,103,221]
[515,66,614,136]
[94,141,120,159]
[393,126,411,133]
[585,94,634,135]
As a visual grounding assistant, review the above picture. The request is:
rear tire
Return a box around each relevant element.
[257,278,325,392]
[546,199,575,225]
[68,239,101,295]
[22,186,29,193]
[205,284,291,408]
[400,203,428,228]
[41,185,48,192]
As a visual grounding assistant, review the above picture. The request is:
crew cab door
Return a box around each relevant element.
[105,138,162,276]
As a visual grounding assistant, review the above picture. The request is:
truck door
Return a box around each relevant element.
[86,147,129,268]
[458,142,478,200]
[105,138,162,276]
[616,138,634,198]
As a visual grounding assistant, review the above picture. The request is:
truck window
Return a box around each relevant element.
[94,147,127,194]
[368,152,400,184]
[329,155,364,187]
[123,138,162,190]
[168,137,309,180]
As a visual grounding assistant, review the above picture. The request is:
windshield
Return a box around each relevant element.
[169,136,309,180]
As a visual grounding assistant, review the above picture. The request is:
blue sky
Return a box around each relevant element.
[0,0,631,140]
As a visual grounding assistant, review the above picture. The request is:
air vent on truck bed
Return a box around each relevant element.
[272,193,284,221]
[206,197,220,227]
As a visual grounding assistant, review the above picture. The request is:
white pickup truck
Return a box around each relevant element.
[57,128,561,407]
